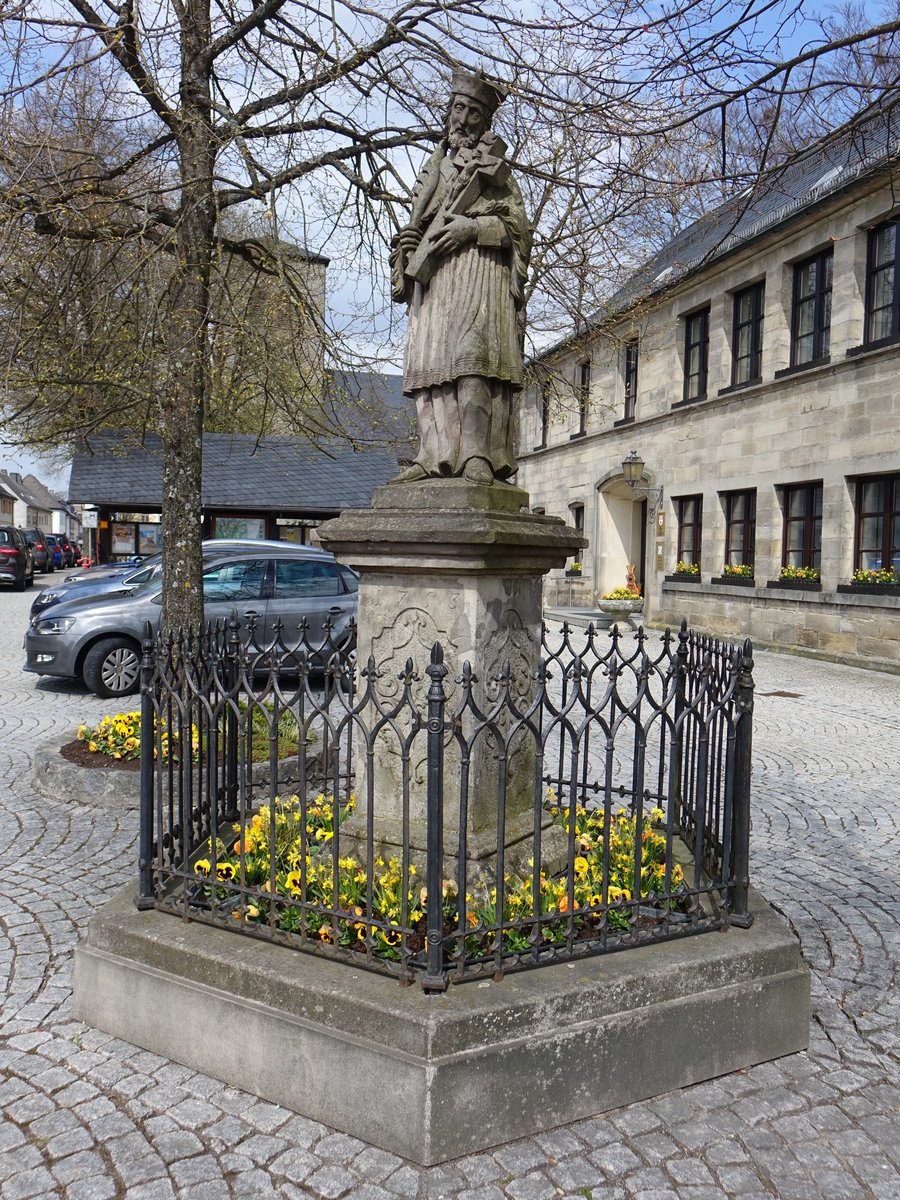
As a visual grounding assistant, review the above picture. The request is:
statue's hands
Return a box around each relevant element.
[431,216,477,258]
[393,225,423,255]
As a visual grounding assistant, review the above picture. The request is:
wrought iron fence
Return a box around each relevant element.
[136,616,754,990]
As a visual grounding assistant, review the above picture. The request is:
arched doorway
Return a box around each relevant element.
[595,477,647,598]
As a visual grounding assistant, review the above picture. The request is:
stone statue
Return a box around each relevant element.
[390,69,532,484]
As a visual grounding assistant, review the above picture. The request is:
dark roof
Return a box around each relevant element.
[538,99,900,360]
[0,470,49,511]
[68,430,404,513]
[22,474,75,516]
[321,370,412,443]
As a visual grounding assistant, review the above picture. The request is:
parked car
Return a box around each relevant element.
[45,534,63,569]
[57,534,75,567]
[0,526,35,590]
[23,527,53,573]
[24,544,358,698]
[30,538,327,620]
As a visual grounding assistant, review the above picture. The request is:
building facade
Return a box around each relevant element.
[515,109,900,670]
[0,471,51,533]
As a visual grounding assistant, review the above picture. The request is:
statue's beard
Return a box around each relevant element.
[448,128,482,150]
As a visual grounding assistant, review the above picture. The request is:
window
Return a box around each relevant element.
[724,490,756,568]
[574,360,590,436]
[623,341,638,420]
[570,502,585,565]
[537,385,550,448]
[274,559,342,598]
[683,308,709,403]
[202,558,266,602]
[732,282,765,386]
[338,565,359,593]
[677,496,702,568]
[866,219,900,344]
[782,483,823,573]
[791,250,833,366]
[854,475,900,573]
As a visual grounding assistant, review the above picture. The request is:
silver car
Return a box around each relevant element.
[30,538,328,620]
[24,546,358,698]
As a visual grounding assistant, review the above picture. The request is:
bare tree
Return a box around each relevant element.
[2,0,900,629]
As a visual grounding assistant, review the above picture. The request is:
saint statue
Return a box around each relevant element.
[390,68,532,484]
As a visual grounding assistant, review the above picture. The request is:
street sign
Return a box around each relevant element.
[82,509,99,529]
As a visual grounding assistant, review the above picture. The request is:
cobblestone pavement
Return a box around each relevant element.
[1,580,898,1200]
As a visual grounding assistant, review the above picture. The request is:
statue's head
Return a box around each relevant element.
[447,68,505,148]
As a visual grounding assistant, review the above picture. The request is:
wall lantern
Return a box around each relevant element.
[622,449,663,516]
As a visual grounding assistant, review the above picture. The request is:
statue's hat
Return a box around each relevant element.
[450,67,506,116]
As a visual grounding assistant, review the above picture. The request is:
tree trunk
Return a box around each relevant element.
[160,0,215,638]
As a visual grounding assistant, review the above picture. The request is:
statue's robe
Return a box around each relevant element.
[390,138,532,478]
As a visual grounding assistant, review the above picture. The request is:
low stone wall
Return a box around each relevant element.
[656,581,900,672]
[33,734,326,811]
[34,734,141,809]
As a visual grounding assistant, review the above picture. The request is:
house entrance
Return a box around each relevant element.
[595,480,647,598]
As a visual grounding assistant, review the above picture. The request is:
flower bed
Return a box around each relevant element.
[766,579,821,592]
[851,567,898,586]
[77,711,198,763]
[187,791,687,961]
[600,586,641,600]
[779,565,820,582]
[838,568,900,595]
[75,705,305,766]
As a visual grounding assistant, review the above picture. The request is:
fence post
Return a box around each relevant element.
[135,622,156,911]
[222,609,241,823]
[669,619,689,829]
[730,638,754,928]
[422,643,448,993]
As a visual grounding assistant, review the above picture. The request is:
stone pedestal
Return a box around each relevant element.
[318,479,583,870]
[75,884,811,1165]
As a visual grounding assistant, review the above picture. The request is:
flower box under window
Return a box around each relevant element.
[766,579,821,592]
[836,582,900,596]
[710,575,755,587]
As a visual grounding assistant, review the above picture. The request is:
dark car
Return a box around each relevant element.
[0,526,35,590]
[24,544,357,698]
[45,534,63,568]
[23,527,53,573]
[57,534,75,567]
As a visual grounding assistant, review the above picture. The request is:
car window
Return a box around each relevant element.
[202,558,266,602]
[0,529,11,545]
[124,563,160,586]
[338,566,358,594]
[274,559,341,598]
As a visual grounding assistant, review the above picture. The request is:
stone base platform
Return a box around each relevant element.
[74,887,810,1165]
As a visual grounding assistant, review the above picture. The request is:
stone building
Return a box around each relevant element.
[515,105,900,671]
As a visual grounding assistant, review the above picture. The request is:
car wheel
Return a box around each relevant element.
[83,637,141,699]
[26,567,35,588]
[14,571,26,592]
